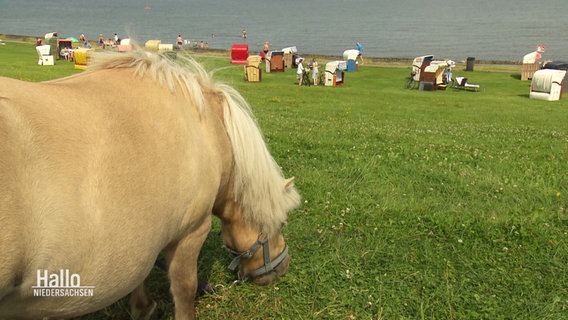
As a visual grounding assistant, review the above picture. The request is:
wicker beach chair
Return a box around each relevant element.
[244,55,262,82]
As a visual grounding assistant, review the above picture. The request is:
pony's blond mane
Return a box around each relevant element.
[90,50,300,235]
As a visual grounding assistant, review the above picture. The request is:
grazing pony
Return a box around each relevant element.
[0,49,300,319]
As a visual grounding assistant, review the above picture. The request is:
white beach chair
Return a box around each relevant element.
[454,76,480,92]
[530,69,566,101]
[36,45,54,66]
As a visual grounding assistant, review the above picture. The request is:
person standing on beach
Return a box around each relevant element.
[356,41,364,65]
[177,34,183,49]
[263,41,270,54]
[311,58,319,86]
[297,58,305,86]
[262,41,271,62]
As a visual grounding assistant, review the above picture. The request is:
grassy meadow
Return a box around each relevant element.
[1,41,567,319]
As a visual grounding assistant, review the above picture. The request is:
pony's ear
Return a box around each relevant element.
[284,177,295,190]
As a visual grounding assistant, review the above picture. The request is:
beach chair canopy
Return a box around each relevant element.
[325,61,339,73]
[544,61,568,70]
[246,55,262,68]
[343,49,360,61]
[413,55,434,69]
[281,46,297,54]
[326,61,347,73]
[411,55,434,81]
[36,45,51,56]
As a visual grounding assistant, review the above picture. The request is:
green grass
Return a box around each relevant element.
[1,41,567,319]
[0,41,83,81]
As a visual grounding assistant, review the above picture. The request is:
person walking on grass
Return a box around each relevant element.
[356,41,364,65]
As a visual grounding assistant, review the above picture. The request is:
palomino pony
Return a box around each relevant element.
[0,50,300,319]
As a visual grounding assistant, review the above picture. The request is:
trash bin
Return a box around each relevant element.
[466,57,475,71]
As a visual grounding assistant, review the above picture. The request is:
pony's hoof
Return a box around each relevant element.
[132,300,159,320]
[198,279,215,295]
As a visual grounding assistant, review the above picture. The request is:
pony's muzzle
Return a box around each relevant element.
[250,254,290,285]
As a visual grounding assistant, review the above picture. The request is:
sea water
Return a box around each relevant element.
[0,0,566,61]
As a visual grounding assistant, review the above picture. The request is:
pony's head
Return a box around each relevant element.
[215,177,299,284]
[212,83,300,284]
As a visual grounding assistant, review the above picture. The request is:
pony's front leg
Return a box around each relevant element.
[165,216,211,320]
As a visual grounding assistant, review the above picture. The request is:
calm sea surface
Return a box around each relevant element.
[1,0,567,61]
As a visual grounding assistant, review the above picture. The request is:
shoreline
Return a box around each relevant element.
[1,33,524,72]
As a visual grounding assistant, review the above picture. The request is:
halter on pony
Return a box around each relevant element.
[225,232,289,281]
